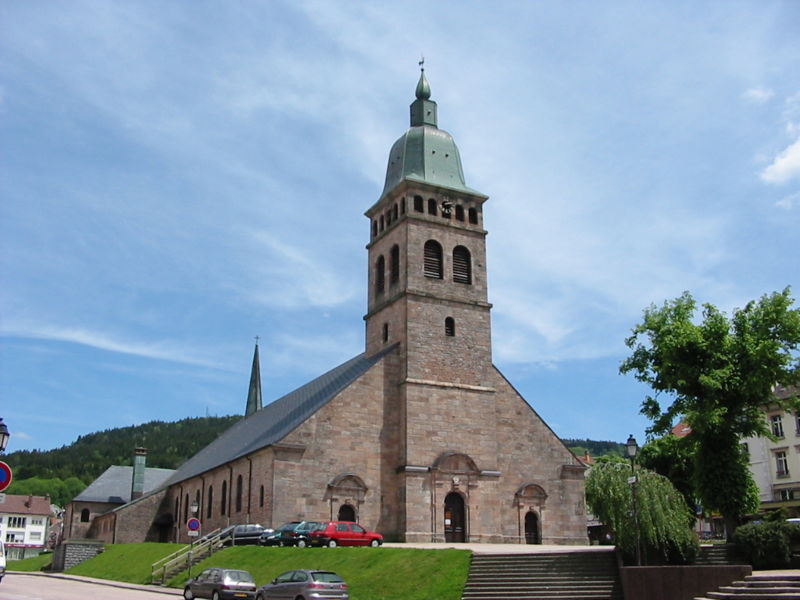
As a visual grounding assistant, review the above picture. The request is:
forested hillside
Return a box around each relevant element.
[4,416,239,506]
[563,438,625,458]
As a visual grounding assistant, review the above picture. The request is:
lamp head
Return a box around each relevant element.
[625,434,638,459]
[0,418,9,452]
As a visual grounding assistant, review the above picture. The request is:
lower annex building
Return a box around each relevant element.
[89,70,588,546]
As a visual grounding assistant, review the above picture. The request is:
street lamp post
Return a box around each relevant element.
[0,418,10,453]
[626,434,642,566]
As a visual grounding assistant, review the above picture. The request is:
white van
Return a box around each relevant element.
[0,538,5,582]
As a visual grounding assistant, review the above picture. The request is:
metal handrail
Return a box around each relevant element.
[150,528,224,585]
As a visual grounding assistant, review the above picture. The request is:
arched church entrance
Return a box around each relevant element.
[524,510,541,544]
[444,492,466,543]
[338,503,356,521]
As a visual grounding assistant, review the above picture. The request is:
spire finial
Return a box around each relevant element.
[415,59,431,100]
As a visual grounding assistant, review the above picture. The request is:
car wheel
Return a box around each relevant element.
[327,539,337,548]
[183,588,194,600]
[296,539,307,548]
[370,538,381,547]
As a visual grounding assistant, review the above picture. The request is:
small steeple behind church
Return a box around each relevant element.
[245,339,262,417]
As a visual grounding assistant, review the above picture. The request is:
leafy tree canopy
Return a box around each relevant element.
[620,287,800,530]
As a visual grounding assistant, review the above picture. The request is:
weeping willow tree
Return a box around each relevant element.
[586,460,699,565]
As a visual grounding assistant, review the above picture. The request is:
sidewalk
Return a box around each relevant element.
[8,570,182,596]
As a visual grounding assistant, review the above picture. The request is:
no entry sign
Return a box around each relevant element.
[0,461,12,492]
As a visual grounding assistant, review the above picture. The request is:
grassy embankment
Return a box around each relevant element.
[9,544,471,600]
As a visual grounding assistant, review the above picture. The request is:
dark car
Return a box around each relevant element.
[308,521,383,547]
[259,521,301,546]
[220,524,267,546]
[279,520,323,547]
[256,569,348,600]
[183,568,257,600]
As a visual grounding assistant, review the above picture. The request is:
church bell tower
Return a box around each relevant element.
[364,68,493,389]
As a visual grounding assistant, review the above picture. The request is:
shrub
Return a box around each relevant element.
[733,520,800,569]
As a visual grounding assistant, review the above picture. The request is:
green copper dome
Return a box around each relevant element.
[381,71,480,199]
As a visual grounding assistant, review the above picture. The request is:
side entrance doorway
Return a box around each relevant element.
[444,492,465,542]
[524,510,541,544]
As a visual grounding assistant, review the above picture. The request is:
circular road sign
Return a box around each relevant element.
[0,461,12,492]
[187,517,201,531]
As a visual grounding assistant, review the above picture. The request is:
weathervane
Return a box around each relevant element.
[419,55,425,71]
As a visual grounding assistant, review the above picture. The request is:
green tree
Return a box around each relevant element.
[586,461,698,564]
[639,434,696,514]
[620,288,800,537]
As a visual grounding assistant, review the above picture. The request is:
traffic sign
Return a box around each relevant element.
[187,517,201,531]
[0,461,12,492]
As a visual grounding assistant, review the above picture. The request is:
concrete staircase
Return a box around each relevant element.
[461,551,623,600]
[695,544,743,566]
[694,574,800,599]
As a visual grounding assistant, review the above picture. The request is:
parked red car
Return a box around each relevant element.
[308,521,383,547]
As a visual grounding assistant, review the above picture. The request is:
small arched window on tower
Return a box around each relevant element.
[424,240,443,279]
[81,508,90,522]
[468,207,479,225]
[445,317,455,337]
[455,205,465,221]
[390,245,400,284]
[372,220,378,239]
[453,246,472,284]
[375,255,385,295]
[427,198,437,216]
[392,203,399,221]
[414,195,424,212]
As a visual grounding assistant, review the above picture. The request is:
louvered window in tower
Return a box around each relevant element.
[453,246,472,284]
[424,240,443,279]
[375,255,385,295]
[390,245,400,284]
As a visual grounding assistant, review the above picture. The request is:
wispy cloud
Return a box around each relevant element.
[761,137,800,185]
[1,323,223,369]
[742,86,774,104]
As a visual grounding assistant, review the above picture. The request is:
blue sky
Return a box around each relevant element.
[2,1,799,454]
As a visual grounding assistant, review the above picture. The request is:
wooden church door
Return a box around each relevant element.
[444,492,465,542]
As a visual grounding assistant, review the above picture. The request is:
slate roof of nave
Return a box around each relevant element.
[161,344,398,488]
[74,465,176,504]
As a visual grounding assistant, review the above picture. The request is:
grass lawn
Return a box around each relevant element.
[172,546,471,600]
[6,552,54,572]
[66,543,185,584]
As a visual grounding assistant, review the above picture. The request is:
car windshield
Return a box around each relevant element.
[297,521,322,532]
[277,522,299,532]
[225,571,254,583]
[312,572,344,583]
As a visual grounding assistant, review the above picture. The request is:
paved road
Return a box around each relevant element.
[0,573,181,599]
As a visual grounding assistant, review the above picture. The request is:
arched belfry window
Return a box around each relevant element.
[427,198,437,216]
[445,317,455,337]
[392,204,398,221]
[424,240,443,279]
[390,245,400,284]
[453,246,472,284]
[455,205,465,221]
[375,255,385,295]
[468,207,478,224]
[414,195,424,212]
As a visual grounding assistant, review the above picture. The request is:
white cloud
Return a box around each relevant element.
[1,323,223,369]
[776,190,800,210]
[742,86,774,104]
[761,137,800,185]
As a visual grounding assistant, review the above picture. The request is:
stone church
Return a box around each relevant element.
[89,70,587,546]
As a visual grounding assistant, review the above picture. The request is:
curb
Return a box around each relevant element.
[8,570,182,596]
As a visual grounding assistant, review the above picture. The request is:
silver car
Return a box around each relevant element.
[256,570,349,600]
[184,568,257,600]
